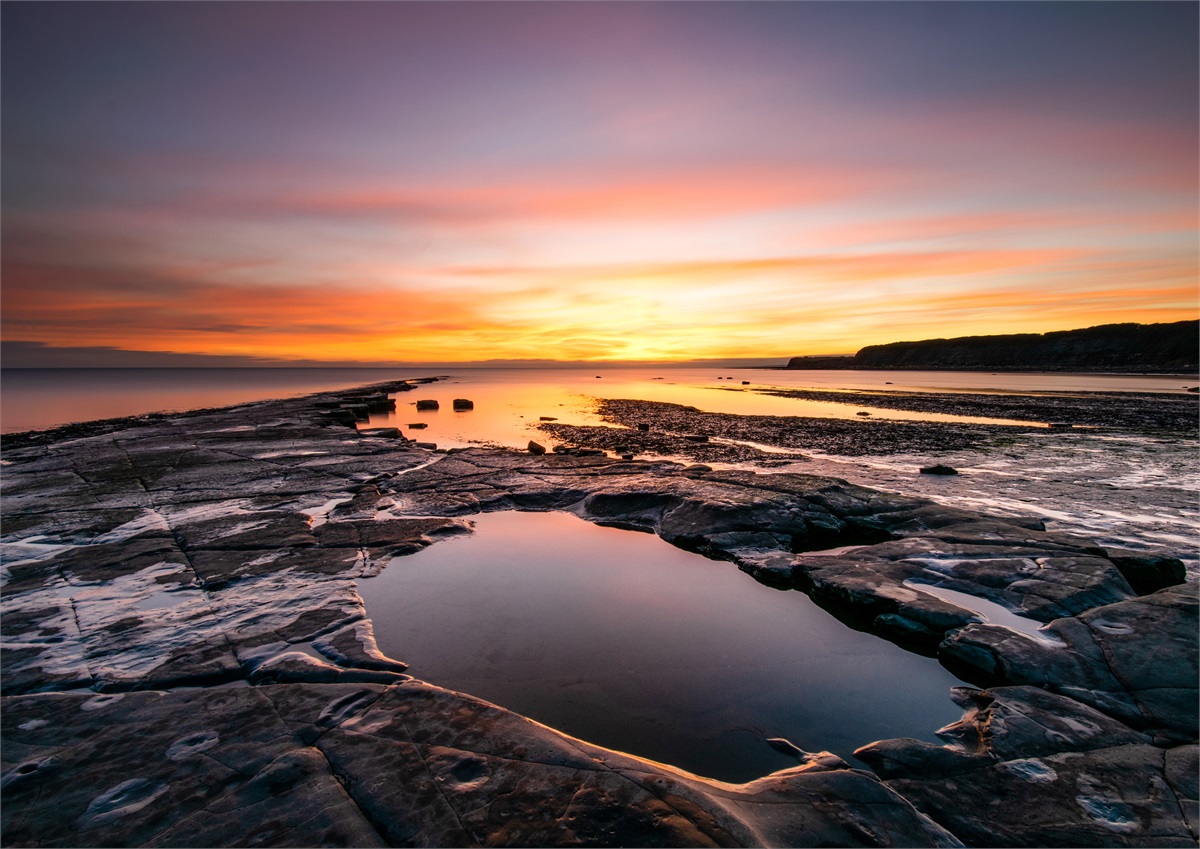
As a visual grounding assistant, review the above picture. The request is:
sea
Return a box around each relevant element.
[3,365,1197,567]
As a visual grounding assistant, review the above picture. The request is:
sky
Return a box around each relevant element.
[2,1,1197,366]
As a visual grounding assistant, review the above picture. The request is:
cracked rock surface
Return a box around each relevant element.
[2,383,1195,847]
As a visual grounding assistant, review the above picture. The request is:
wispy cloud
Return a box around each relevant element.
[3,2,1195,364]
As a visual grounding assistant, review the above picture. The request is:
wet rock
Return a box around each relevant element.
[939,686,1152,759]
[1164,745,1199,840]
[919,464,958,475]
[452,398,474,410]
[2,381,1194,848]
[539,416,557,421]
[873,613,943,648]
[888,743,1195,848]
[854,737,993,780]
[1104,549,1187,594]
[762,738,851,771]
[939,584,1198,742]
[357,427,401,438]
[247,651,408,686]
[526,440,546,455]
[415,399,439,411]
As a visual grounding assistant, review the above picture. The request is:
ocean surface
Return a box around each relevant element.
[3,365,1196,564]
[1,365,1189,436]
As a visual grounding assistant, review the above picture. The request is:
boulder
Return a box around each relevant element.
[1104,549,1187,595]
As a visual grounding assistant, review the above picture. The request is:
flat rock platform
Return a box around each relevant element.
[2,384,1195,847]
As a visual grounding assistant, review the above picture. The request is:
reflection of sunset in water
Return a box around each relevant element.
[360,510,964,783]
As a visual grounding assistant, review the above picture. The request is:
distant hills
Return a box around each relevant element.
[787,321,1199,373]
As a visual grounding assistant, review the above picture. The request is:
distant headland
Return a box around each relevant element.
[787,320,1199,373]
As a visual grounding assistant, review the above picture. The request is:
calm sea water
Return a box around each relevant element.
[4,365,1195,563]
[1,365,1188,436]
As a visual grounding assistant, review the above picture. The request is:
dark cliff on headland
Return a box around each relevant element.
[787,321,1199,373]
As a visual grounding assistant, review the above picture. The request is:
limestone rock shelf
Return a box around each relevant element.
[2,383,1195,847]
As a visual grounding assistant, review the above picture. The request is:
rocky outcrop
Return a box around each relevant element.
[1,682,961,848]
[1,383,1195,847]
[787,320,1199,373]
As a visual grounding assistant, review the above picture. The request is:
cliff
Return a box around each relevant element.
[788,321,1198,372]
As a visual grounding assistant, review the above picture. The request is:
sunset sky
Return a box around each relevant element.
[3,1,1196,365]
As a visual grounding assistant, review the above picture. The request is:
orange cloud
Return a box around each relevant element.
[4,241,1194,362]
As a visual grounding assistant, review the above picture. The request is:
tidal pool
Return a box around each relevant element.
[360,510,966,782]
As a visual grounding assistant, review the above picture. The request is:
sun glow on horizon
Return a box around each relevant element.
[3,2,1196,366]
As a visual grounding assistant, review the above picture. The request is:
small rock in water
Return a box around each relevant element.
[414,441,437,449]
[452,399,474,411]
[636,423,650,431]
[920,464,959,475]
[856,411,871,417]
[406,423,428,429]
[539,416,558,421]
[527,441,547,455]
[1047,422,1073,429]
[683,434,709,443]
[416,399,439,410]
[621,453,634,461]
[742,380,750,385]
[357,427,401,438]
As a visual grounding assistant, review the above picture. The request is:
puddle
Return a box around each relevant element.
[359,510,965,783]
[133,590,202,611]
[903,580,1065,645]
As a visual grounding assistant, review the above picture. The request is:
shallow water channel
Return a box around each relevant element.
[359,510,965,783]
